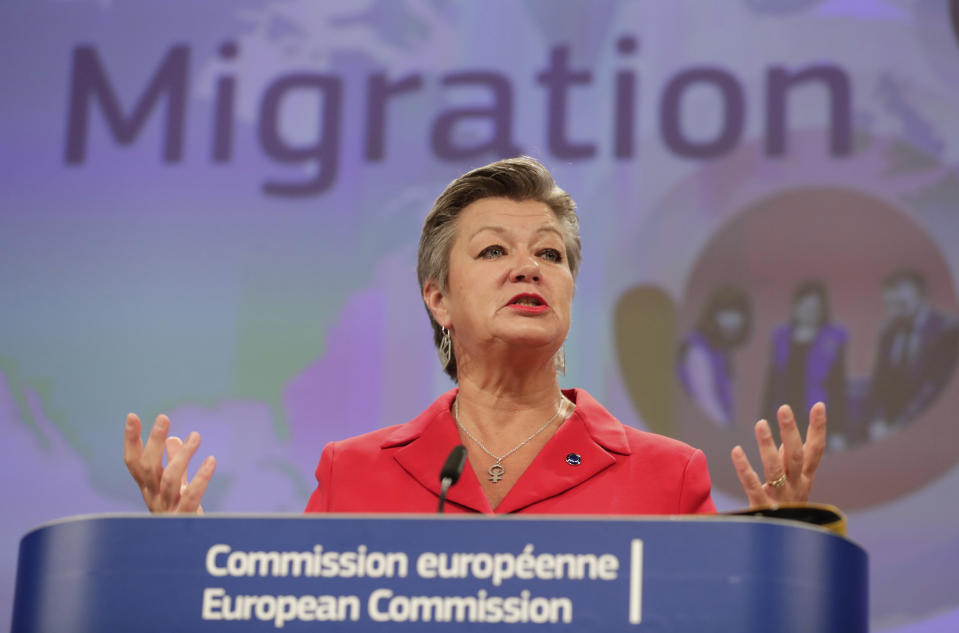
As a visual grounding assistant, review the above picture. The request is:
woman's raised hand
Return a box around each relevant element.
[730,403,827,509]
[123,413,216,513]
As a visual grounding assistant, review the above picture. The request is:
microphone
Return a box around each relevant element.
[437,445,467,513]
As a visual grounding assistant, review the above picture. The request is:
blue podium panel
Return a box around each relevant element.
[12,514,867,633]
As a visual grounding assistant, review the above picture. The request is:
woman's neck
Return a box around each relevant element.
[453,356,564,454]
[792,323,818,343]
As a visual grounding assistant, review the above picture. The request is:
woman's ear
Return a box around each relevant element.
[423,280,450,328]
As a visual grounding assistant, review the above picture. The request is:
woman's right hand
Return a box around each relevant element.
[124,413,216,513]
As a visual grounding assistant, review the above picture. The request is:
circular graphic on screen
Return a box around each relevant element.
[614,131,959,509]
[676,189,959,508]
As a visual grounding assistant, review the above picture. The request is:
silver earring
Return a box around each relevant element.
[438,327,452,368]
[554,346,566,375]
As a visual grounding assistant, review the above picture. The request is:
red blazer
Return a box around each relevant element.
[305,388,716,515]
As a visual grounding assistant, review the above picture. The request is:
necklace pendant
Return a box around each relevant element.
[488,462,505,483]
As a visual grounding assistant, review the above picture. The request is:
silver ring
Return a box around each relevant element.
[767,473,787,488]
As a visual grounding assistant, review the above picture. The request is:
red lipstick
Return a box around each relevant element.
[506,293,549,315]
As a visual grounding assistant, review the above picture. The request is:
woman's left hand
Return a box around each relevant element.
[730,403,827,508]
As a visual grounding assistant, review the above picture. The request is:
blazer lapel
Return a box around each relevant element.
[386,390,493,514]
[495,389,630,514]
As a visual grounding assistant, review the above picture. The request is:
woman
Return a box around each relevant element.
[124,157,826,514]
[761,281,846,449]
[677,286,752,428]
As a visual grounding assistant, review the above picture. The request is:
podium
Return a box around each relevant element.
[12,513,867,632]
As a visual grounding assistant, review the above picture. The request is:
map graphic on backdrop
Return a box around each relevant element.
[3,1,959,631]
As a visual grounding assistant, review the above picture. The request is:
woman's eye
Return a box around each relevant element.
[479,245,505,259]
[540,248,563,263]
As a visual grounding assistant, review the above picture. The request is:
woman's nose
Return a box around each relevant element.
[511,256,540,282]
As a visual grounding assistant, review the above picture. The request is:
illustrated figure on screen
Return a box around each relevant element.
[762,281,848,449]
[677,286,752,428]
[867,269,959,441]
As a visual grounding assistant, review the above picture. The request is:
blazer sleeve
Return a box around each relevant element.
[679,449,717,514]
[304,441,336,513]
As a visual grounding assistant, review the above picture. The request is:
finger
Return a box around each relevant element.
[159,432,200,509]
[731,446,768,508]
[178,455,216,513]
[165,436,187,487]
[123,413,144,477]
[140,415,171,486]
[802,402,828,478]
[754,419,783,483]
[777,405,804,482]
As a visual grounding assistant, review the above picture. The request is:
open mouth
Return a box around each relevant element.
[508,294,547,307]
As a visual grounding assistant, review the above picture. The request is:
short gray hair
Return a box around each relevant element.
[416,156,582,381]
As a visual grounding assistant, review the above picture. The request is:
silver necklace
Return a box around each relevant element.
[454,395,567,483]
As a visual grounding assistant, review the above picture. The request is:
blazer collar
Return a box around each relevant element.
[382,388,631,514]
[564,388,632,455]
[384,389,492,513]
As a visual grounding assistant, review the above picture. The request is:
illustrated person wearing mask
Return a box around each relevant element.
[677,286,752,428]
[762,281,848,450]
[123,157,828,516]
[868,269,959,440]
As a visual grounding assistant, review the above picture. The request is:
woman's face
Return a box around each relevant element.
[715,308,746,343]
[426,197,575,361]
[793,293,823,327]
